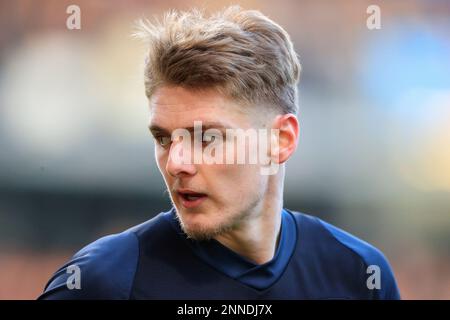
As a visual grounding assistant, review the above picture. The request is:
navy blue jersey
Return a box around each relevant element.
[39,208,400,299]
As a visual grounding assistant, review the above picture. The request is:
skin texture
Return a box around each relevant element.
[148,86,299,264]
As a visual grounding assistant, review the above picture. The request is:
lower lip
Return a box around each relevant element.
[179,194,207,209]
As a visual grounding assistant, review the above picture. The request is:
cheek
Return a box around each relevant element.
[207,163,261,199]
[155,148,169,177]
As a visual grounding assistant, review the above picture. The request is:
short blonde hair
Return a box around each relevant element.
[135,6,301,114]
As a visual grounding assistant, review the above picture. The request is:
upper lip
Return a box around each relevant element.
[176,188,207,196]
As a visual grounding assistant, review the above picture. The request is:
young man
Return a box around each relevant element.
[39,6,400,299]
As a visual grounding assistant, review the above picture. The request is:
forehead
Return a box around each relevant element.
[148,86,252,129]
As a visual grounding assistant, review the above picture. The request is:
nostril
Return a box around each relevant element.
[166,153,197,177]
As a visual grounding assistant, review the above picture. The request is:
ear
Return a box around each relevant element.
[270,114,300,164]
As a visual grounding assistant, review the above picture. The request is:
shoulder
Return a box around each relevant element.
[38,211,170,300]
[287,209,401,299]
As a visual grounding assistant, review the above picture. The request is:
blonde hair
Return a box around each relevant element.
[135,6,301,114]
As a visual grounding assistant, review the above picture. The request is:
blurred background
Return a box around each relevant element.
[0,0,449,299]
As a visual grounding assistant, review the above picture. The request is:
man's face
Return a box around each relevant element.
[149,86,272,240]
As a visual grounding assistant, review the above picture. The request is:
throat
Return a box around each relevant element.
[214,215,282,265]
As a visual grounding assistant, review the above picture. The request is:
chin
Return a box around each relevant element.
[179,220,220,240]
[175,209,225,241]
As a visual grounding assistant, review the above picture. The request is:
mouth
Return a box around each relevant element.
[176,189,208,209]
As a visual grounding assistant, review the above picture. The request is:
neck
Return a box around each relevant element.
[214,170,284,265]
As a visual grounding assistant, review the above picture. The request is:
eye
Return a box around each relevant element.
[155,135,171,148]
[201,132,216,145]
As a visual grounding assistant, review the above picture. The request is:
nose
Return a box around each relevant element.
[166,140,197,177]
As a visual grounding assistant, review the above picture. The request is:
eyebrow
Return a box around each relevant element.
[148,122,234,135]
